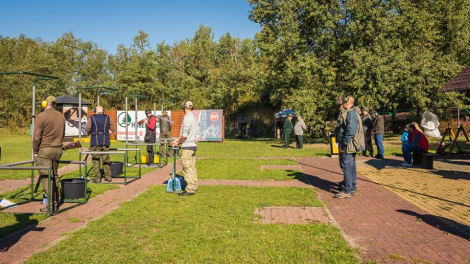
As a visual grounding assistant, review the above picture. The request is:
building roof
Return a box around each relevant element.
[440,65,470,92]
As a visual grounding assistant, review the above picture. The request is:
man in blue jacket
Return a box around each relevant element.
[335,94,365,198]
[85,106,114,183]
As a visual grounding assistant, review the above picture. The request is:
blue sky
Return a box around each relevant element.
[0,0,261,53]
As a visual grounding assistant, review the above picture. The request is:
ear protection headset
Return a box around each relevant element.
[41,96,56,108]
[94,107,105,114]
[182,100,194,110]
[145,109,152,116]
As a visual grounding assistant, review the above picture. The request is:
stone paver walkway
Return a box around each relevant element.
[0,164,177,264]
[0,163,87,194]
[256,207,329,224]
[297,156,470,264]
[357,156,470,237]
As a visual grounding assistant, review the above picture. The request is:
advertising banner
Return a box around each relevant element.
[116,111,171,141]
[194,110,223,142]
[63,104,88,136]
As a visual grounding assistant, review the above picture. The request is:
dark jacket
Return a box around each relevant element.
[335,110,347,144]
[283,118,293,135]
[88,114,111,147]
[362,114,373,135]
[33,108,65,154]
[372,115,385,135]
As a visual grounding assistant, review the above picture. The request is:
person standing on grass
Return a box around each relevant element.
[144,109,157,167]
[371,111,385,159]
[159,110,173,158]
[85,106,114,183]
[294,116,306,149]
[33,96,65,212]
[334,94,365,199]
[402,123,429,167]
[283,114,294,148]
[172,100,198,196]
[361,107,374,157]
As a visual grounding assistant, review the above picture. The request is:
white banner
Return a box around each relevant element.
[63,104,88,137]
[116,111,171,141]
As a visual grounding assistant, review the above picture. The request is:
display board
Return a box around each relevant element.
[116,111,171,141]
[193,110,223,142]
[63,104,88,136]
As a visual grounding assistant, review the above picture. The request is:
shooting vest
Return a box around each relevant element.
[345,107,365,154]
[90,114,111,147]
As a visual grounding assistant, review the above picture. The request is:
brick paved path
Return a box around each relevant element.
[256,206,329,224]
[0,164,178,264]
[296,156,470,264]
[0,163,86,194]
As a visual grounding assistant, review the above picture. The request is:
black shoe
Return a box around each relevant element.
[146,164,154,167]
[178,192,194,196]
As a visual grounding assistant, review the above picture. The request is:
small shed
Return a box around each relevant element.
[275,109,297,119]
[439,65,470,96]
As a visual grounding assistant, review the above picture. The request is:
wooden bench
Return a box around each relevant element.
[413,152,437,169]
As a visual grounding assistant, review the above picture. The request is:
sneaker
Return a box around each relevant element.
[178,192,194,196]
[146,164,155,167]
[334,192,351,199]
[401,162,412,167]
[351,190,357,196]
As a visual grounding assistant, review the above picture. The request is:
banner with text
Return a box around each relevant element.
[116,111,171,141]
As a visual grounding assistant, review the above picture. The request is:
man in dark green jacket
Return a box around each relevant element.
[283,114,293,148]
[362,107,373,157]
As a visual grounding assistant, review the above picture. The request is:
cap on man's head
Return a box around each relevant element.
[288,113,293,117]
[370,110,377,115]
[162,111,168,116]
[362,107,369,112]
[45,96,56,104]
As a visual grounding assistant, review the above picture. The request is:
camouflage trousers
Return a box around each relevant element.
[181,149,198,193]
[90,146,112,181]
[35,147,62,208]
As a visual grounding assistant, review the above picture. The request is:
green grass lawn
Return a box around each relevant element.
[197,158,302,181]
[27,186,358,264]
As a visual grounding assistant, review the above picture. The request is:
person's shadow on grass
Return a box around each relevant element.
[0,214,44,252]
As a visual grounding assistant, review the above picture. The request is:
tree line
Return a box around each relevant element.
[1,0,469,134]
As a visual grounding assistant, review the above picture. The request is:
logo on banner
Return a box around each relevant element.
[139,131,144,137]
[118,112,132,127]
[210,112,219,122]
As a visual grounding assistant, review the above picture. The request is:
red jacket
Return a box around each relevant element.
[410,129,429,152]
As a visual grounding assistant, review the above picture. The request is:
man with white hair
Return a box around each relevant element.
[294,116,306,149]
[85,106,114,183]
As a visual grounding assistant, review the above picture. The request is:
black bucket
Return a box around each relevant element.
[60,178,85,199]
[110,162,124,177]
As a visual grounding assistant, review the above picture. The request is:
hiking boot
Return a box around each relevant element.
[104,178,112,182]
[93,178,102,183]
[334,192,351,199]
[178,192,194,196]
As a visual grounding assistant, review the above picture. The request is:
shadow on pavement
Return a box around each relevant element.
[397,209,470,240]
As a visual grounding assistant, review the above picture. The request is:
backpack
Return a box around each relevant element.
[347,107,365,153]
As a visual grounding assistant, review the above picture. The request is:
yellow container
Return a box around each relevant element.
[141,155,159,163]
[329,133,339,155]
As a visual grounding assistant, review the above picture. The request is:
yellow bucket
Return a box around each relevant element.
[141,155,159,163]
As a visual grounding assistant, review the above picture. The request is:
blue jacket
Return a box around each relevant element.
[401,131,410,146]
[90,114,111,147]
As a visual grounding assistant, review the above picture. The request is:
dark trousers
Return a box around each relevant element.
[147,144,154,164]
[295,135,303,149]
[404,145,426,164]
[363,133,373,156]
[35,147,62,208]
[340,152,357,194]
[284,132,291,148]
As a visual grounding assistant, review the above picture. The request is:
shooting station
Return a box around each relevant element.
[78,87,142,185]
[0,71,87,215]
[438,65,470,158]
[125,94,173,168]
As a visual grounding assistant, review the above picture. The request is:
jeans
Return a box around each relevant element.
[404,145,426,164]
[340,151,357,194]
[374,134,384,157]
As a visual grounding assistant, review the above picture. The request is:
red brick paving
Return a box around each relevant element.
[0,163,87,194]
[296,156,470,264]
[0,163,178,264]
[256,207,329,224]
[198,179,311,188]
